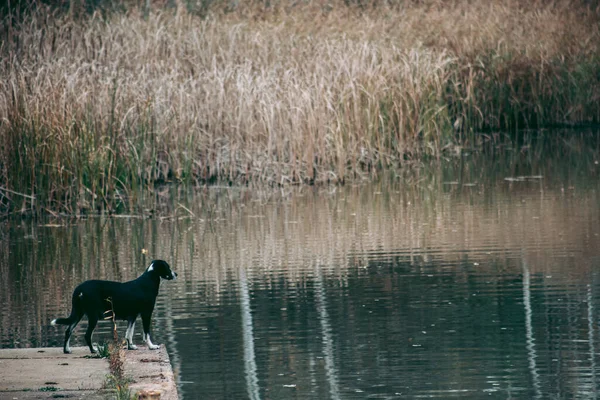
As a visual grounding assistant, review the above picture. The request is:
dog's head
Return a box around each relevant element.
[147,260,177,280]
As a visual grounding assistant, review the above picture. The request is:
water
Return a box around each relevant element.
[1,138,600,399]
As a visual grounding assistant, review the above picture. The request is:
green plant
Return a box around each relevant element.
[105,373,135,400]
[39,386,59,392]
[96,342,111,359]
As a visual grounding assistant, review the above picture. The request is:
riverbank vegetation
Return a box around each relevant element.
[1,0,599,215]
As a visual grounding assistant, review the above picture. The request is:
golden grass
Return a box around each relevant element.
[1,0,599,213]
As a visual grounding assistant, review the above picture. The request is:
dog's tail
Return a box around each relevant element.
[51,289,84,326]
[51,317,71,326]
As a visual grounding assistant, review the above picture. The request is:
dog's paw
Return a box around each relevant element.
[148,344,160,350]
[128,344,138,350]
[64,348,72,354]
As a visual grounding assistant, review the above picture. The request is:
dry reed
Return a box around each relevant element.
[1,0,599,214]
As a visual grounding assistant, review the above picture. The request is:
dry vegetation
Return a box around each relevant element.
[1,0,599,214]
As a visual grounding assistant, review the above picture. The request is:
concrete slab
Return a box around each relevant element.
[0,390,106,400]
[0,347,107,396]
[126,349,178,400]
[0,347,178,400]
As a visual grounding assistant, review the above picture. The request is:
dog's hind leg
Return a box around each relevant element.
[125,317,138,350]
[141,312,159,350]
[52,290,85,354]
[62,315,82,354]
[84,316,99,354]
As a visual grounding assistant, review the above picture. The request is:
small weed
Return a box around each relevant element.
[39,386,59,392]
[105,373,135,400]
[96,342,111,358]
[102,297,134,400]
[83,342,111,359]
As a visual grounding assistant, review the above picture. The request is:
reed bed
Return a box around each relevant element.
[1,0,599,214]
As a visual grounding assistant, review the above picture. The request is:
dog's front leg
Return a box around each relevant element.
[125,318,138,350]
[141,312,160,350]
[143,333,160,350]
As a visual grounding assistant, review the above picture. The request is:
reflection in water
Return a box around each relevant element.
[587,284,597,398]
[163,279,183,390]
[314,262,340,400]
[240,267,260,400]
[522,259,541,399]
[1,143,600,399]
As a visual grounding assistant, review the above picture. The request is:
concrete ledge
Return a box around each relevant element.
[126,347,178,400]
[0,346,178,400]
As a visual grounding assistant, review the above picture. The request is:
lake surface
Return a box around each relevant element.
[1,134,600,399]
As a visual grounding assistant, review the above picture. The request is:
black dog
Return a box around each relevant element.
[51,260,177,354]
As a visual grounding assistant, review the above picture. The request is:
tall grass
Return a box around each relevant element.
[1,0,599,214]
